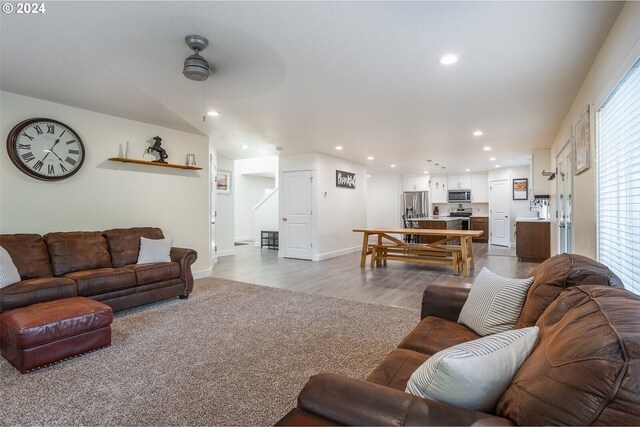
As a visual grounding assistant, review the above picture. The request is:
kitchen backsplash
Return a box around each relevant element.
[432,202,489,216]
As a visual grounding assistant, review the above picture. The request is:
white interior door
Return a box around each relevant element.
[282,170,313,260]
[556,144,572,254]
[490,179,510,247]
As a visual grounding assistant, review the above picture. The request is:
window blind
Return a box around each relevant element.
[597,58,640,294]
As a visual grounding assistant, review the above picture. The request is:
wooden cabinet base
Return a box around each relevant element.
[516,221,550,262]
[470,217,489,243]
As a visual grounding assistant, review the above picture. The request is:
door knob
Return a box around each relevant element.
[282,218,287,221]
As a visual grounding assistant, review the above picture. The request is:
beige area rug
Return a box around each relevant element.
[0,278,418,426]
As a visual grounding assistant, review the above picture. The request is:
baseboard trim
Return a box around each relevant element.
[234,236,254,242]
[217,249,236,257]
[314,245,361,261]
[193,268,212,279]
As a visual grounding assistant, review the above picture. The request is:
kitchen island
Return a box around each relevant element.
[407,217,462,243]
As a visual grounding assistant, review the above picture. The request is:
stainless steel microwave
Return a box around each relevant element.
[448,189,472,203]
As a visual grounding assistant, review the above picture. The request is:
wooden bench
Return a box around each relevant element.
[369,243,463,275]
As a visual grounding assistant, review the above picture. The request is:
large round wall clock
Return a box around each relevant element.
[6,118,86,181]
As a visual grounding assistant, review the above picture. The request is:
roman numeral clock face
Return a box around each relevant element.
[7,118,85,181]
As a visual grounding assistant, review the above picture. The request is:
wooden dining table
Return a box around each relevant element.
[353,228,484,277]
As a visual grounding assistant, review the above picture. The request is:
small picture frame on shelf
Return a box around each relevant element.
[513,178,528,200]
[216,170,231,194]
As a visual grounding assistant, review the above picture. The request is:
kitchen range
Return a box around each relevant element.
[449,206,472,230]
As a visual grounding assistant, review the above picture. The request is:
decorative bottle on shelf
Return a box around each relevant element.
[124,141,131,159]
[433,206,439,216]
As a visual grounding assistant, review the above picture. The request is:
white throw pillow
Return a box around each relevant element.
[0,246,21,288]
[137,237,173,264]
[458,267,534,336]
[406,326,539,412]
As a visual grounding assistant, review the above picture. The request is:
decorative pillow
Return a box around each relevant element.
[137,237,173,264]
[458,267,534,336]
[0,246,22,288]
[406,326,539,412]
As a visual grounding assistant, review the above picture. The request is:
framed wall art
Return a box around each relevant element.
[513,178,528,200]
[216,170,232,194]
[573,105,590,175]
[336,170,356,189]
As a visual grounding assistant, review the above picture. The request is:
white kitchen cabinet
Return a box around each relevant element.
[447,175,472,190]
[471,174,488,202]
[430,175,448,203]
[402,176,429,192]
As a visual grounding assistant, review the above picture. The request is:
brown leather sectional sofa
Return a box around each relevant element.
[0,227,197,313]
[277,254,640,426]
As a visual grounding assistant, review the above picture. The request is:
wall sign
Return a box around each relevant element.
[336,170,356,189]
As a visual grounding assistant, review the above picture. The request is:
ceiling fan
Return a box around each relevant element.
[183,35,211,81]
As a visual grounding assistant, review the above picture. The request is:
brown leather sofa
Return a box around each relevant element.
[277,254,640,426]
[0,227,197,313]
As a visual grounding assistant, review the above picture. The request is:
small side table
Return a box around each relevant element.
[261,230,279,250]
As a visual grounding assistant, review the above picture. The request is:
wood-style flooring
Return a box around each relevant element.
[212,243,539,311]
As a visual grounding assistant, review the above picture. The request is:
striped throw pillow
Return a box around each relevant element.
[137,237,174,264]
[406,326,539,412]
[458,267,534,336]
[0,246,21,288]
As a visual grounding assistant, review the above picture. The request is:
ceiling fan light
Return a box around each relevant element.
[183,53,210,81]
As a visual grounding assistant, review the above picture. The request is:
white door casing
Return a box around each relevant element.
[556,143,572,254]
[282,170,313,260]
[210,153,217,268]
[490,178,510,247]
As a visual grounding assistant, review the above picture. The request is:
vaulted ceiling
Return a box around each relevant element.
[0,1,623,174]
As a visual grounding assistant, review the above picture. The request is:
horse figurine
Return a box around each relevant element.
[146,136,168,163]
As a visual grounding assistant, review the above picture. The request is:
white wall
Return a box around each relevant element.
[279,153,367,261]
[367,175,402,228]
[510,165,535,241]
[234,174,275,241]
[549,2,640,258]
[315,154,367,260]
[215,156,235,257]
[233,157,277,242]
[532,149,551,197]
[234,156,279,182]
[254,189,279,246]
[0,91,211,275]
[489,166,535,243]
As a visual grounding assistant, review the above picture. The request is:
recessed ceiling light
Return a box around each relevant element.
[439,54,459,65]
[465,168,471,172]
[435,163,440,166]
[473,130,483,136]
[367,156,374,160]
[424,171,429,174]
[495,165,501,168]
[489,157,496,161]
[207,111,220,117]
[366,174,371,178]
[390,164,396,168]
[442,166,446,169]
[240,144,249,150]
[427,159,432,162]
[483,146,492,151]
[335,146,343,150]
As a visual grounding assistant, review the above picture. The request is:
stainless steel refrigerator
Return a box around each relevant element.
[402,191,429,218]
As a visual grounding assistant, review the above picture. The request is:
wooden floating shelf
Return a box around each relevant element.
[108,157,202,170]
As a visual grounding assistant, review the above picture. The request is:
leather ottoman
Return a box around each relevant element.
[0,297,113,373]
